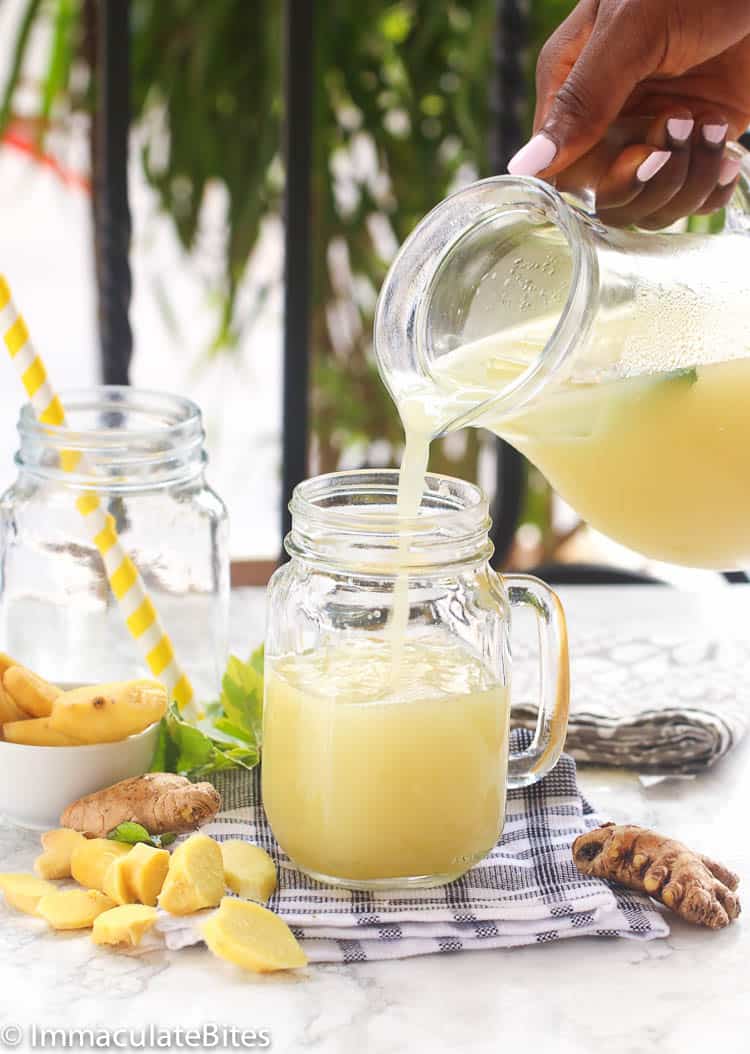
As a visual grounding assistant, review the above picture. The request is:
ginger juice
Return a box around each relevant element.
[399,318,750,570]
[262,635,509,885]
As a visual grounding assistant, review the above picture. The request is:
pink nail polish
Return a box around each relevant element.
[636,151,671,183]
[702,123,729,145]
[666,117,694,143]
[719,156,742,186]
[507,134,558,177]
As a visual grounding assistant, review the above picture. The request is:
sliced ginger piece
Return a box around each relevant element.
[202,897,307,973]
[70,839,131,893]
[158,834,224,915]
[221,841,277,902]
[49,680,167,745]
[0,873,57,915]
[3,666,60,718]
[35,828,86,880]
[92,904,159,947]
[0,653,19,679]
[120,843,170,907]
[3,717,83,747]
[103,855,137,906]
[0,681,26,726]
[37,889,115,930]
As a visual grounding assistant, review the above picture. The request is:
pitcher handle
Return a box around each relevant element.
[504,574,570,789]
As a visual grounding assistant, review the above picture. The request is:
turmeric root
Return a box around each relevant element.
[61,773,221,837]
[3,666,60,718]
[573,823,741,929]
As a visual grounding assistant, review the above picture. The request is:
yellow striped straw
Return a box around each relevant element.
[0,275,197,717]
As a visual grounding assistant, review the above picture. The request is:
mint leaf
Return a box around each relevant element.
[107,822,177,849]
[108,822,157,847]
[149,646,264,778]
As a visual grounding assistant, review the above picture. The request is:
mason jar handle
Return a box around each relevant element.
[504,574,570,789]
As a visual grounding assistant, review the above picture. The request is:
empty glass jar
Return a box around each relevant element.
[0,387,229,701]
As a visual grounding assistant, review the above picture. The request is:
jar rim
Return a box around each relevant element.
[19,386,202,446]
[287,469,493,569]
[16,386,206,490]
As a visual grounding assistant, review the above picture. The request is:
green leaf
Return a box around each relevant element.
[107,822,177,849]
[107,822,156,847]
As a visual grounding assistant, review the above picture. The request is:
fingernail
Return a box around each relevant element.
[702,122,729,145]
[507,133,558,177]
[719,156,742,186]
[666,117,694,143]
[636,150,671,183]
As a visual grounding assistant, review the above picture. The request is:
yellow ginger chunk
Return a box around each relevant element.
[3,717,82,746]
[221,841,277,902]
[37,889,115,930]
[103,855,137,906]
[158,834,224,915]
[70,839,131,893]
[92,905,159,947]
[0,653,19,678]
[35,829,86,880]
[3,666,60,718]
[49,680,167,744]
[202,897,307,973]
[0,681,26,725]
[120,843,170,907]
[0,873,57,915]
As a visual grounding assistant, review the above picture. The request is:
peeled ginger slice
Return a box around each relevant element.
[221,841,277,902]
[92,904,159,947]
[0,873,57,915]
[202,897,307,973]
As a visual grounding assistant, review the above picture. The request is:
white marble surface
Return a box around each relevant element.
[1,586,749,1054]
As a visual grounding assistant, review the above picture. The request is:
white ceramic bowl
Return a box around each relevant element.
[0,722,160,830]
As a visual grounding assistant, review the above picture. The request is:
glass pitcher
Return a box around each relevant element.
[263,470,569,890]
[374,151,750,569]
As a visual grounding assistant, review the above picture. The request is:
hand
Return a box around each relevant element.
[508,0,750,228]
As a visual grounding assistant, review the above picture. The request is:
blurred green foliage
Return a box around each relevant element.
[0,0,579,555]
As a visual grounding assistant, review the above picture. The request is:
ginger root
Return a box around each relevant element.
[61,773,221,837]
[573,823,741,929]
[221,841,277,903]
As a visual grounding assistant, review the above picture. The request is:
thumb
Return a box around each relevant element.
[510,24,653,179]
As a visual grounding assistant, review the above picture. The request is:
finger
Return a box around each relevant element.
[599,149,693,227]
[692,157,743,215]
[642,114,729,227]
[511,7,658,178]
[595,146,672,211]
[595,109,694,216]
[532,0,597,131]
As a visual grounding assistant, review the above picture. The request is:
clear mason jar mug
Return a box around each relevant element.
[0,387,229,700]
[263,469,569,890]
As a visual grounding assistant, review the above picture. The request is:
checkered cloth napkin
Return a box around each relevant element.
[511,631,750,774]
[157,731,668,962]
